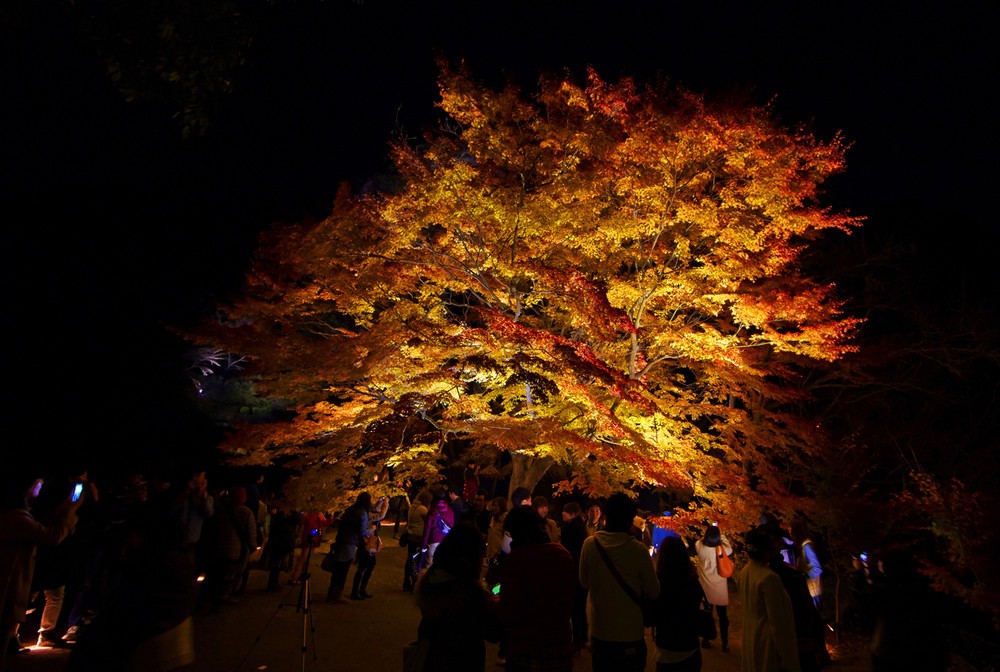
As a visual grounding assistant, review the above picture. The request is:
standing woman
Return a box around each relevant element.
[652,536,706,671]
[325,492,371,603]
[413,524,494,672]
[694,525,733,652]
[485,497,508,564]
[421,493,456,570]
[402,490,431,592]
[349,495,388,599]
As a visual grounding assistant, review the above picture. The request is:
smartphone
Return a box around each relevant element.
[859,552,868,563]
[71,483,84,502]
[491,583,501,595]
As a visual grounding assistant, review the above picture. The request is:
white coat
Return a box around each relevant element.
[695,535,733,605]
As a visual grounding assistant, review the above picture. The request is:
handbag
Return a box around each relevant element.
[593,539,657,627]
[716,545,734,578]
[320,551,336,573]
[365,531,382,554]
[398,531,411,547]
[402,639,430,672]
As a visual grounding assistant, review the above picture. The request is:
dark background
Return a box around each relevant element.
[2,1,994,474]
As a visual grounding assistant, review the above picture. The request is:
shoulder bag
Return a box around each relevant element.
[593,538,657,627]
[716,545,734,578]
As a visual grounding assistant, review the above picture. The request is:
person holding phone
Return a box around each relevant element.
[1,465,82,656]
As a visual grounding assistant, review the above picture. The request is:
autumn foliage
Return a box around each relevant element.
[196,64,862,521]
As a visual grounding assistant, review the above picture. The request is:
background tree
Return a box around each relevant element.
[193,63,862,523]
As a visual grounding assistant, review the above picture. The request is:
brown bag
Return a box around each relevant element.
[364,531,382,554]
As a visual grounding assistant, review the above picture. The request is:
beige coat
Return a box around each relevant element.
[736,559,800,672]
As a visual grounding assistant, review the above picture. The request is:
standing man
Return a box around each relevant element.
[579,492,659,672]
[737,527,801,672]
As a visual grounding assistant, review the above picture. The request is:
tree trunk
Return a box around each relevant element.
[507,452,555,507]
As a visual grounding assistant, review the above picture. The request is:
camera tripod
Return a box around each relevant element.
[236,541,319,672]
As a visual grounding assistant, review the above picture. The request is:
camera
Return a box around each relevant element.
[859,552,868,563]
[71,483,84,502]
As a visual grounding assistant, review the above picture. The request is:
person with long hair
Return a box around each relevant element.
[325,492,371,603]
[414,523,495,671]
[492,506,576,672]
[652,536,706,671]
[694,524,733,652]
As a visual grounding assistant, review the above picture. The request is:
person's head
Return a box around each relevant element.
[431,523,485,582]
[532,495,549,518]
[656,536,695,579]
[489,496,508,518]
[703,524,722,547]
[745,526,774,562]
[587,503,602,523]
[510,487,532,507]
[231,486,248,507]
[415,489,433,508]
[473,490,487,511]
[604,493,638,533]
[355,491,372,509]
[561,501,582,522]
[789,517,810,542]
[503,505,551,550]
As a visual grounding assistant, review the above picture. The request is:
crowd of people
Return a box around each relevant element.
[0,461,327,670]
[2,462,949,672]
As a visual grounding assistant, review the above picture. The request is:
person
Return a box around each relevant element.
[736,526,800,672]
[181,469,215,579]
[1,468,80,658]
[510,487,532,508]
[759,512,796,566]
[202,486,257,611]
[66,465,200,672]
[632,514,653,552]
[532,495,559,542]
[30,467,93,648]
[579,492,660,672]
[559,501,589,651]
[652,536,706,671]
[413,523,496,671]
[462,461,480,502]
[263,505,298,592]
[421,493,456,569]
[694,524,733,652]
[790,518,823,612]
[402,489,431,592]
[326,492,372,603]
[761,523,826,672]
[586,503,604,536]
[349,494,388,599]
[491,505,576,671]
[485,496,509,563]
[388,491,409,538]
[649,510,680,555]
[290,509,328,584]
[865,544,947,672]
[472,490,491,540]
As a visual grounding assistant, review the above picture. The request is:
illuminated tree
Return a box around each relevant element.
[195,64,861,521]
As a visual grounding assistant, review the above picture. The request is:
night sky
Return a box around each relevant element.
[3,1,994,473]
